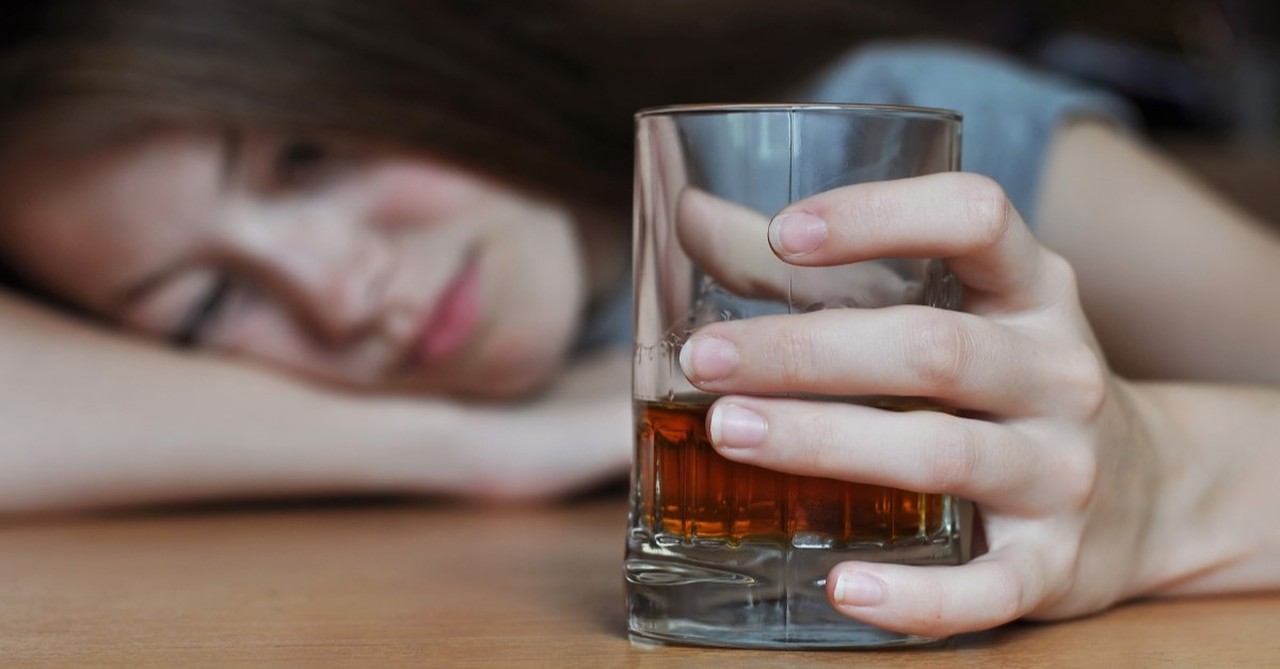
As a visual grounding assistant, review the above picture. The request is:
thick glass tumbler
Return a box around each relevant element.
[627,104,972,648]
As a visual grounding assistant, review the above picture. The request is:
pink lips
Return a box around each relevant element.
[416,259,482,365]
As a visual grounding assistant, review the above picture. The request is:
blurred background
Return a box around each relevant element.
[940,0,1279,224]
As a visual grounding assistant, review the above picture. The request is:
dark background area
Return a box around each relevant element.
[943,0,1279,223]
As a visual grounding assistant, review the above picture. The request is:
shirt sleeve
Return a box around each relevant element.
[795,41,1140,227]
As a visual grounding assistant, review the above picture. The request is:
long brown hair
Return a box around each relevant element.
[0,1,969,212]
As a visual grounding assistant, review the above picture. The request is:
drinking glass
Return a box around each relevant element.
[627,104,972,648]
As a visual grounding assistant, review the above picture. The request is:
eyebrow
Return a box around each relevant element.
[117,129,241,308]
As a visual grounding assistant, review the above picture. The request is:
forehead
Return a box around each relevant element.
[0,131,224,311]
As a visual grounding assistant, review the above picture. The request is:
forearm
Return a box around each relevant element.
[1038,121,1280,384]
[0,292,632,512]
[1130,380,1280,598]
[0,290,465,512]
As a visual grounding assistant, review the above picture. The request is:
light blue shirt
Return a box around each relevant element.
[798,42,1137,225]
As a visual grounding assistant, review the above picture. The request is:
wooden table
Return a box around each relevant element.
[2,495,1278,667]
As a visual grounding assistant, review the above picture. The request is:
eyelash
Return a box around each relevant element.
[168,138,330,347]
[171,274,237,348]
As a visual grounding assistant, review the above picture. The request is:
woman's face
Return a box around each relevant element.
[0,130,607,398]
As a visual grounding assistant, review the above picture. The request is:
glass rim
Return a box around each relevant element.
[635,102,962,122]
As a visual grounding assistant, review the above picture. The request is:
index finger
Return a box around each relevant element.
[769,172,1056,311]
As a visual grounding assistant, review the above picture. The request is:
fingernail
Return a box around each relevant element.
[833,571,886,607]
[709,403,767,449]
[679,336,738,382]
[769,211,828,257]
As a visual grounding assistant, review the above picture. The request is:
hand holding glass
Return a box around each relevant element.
[627,104,971,648]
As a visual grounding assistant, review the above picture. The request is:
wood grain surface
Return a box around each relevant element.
[1,496,1277,667]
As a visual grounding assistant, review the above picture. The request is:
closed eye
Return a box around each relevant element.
[170,274,233,348]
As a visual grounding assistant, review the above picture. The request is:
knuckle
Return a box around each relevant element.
[854,186,902,232]
[1051,545,1085,601]
[904,310,974,392]
[1050,440,1100,510]
[769,323,823,386]
[803,409,846,471]
[959,174,1013,249]
[906,577,948,629]
[921,417,979,492]
[1074,353,1110,419]
[989,561,1029,622]
[1040,251,1082,303]
[1031,249,1090,313]
[1057,343,1110,419]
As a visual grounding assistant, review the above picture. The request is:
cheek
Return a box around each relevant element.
[522,211,588,308]
[0,193,161,312]
[371,161,488,224]
[213,305,392,387]
[469,210,587,395]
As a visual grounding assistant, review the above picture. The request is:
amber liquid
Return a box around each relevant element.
[634,399,948,546]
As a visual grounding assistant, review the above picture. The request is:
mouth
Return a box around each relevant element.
[413,253,483,367]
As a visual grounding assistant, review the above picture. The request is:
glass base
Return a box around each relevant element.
[625,529,964,649]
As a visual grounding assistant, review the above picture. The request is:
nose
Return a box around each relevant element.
[226,198,396,347]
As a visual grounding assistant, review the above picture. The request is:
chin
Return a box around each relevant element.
[382,337,570,402]
[464,324,576,400]
[467,351,563,400]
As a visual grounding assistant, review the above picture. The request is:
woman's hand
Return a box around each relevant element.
[426,348,633,502]
[677,172,1163,636]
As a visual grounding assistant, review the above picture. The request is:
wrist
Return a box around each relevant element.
[1122,381,1280,598]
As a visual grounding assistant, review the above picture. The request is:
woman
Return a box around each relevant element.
[2,0,1279,638]
[0,0,898,507]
